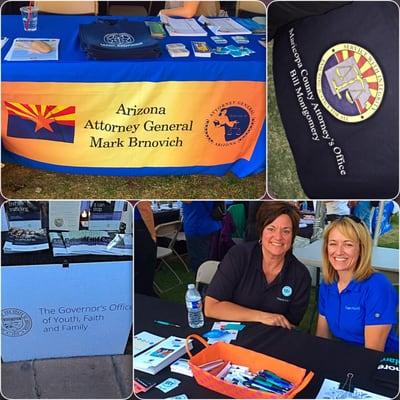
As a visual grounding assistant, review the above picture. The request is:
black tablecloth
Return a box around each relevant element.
[134,294,398,399]
[1,232,131,267]
[153,209,181,227]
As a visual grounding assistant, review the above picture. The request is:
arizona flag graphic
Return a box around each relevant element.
[5,102,75,143]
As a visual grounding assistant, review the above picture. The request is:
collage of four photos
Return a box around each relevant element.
[0,0,399,399]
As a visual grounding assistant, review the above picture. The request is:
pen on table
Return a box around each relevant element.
[154,320,181,328]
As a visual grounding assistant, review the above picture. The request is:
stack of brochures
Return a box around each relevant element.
[170,358,194,377]
[49,231,132,256]
[198,16,251,35]
[191,41,211,57]
[135,336,193,375]
[160,15,207,36]
[235,18,266,35]
[3,228,49,253]
[134,331,165,355]
[145,21,166,39]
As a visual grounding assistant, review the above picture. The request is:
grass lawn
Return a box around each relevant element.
[1,163,266,199]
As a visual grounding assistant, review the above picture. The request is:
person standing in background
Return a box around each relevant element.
[134,201,157,297]
[182,201,222,273]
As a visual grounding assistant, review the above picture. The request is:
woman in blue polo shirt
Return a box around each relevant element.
[316,216,398,352]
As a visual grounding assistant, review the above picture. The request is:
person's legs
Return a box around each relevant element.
[185,233,213,273]
[134,220,157,297]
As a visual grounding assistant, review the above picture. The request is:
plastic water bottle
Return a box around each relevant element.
[185,284,204,328]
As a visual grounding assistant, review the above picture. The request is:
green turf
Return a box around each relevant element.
[1,163,265,200]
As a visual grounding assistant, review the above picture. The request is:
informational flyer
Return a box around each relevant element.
[49,201,81,231]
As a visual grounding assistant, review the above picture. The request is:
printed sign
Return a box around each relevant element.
[1,261,132,362]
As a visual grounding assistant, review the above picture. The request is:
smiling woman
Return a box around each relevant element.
[316,217,399,352]
[204,202,312,329]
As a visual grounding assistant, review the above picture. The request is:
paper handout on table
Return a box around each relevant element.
[160,15,207,36]
[3,227,49,253]
[316,378,390,399]
[134,331,165,355]
[170,358,193,377]
[135,336,193,375]
[4,38,59,61]
[207,321,242,344]
[48,201,81,231]
[198,16,251,35]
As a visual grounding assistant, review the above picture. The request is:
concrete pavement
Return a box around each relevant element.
[1,355,132,399]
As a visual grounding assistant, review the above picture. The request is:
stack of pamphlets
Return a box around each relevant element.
[235,18,266,35]
[4,38,59,61]
[49,231,133,256]
[197,16,251,35]
[166,43,190,57]
[145,21,166,38]
[135,336,193,375]
[134,331,165,355]
[191,41,211,57]
[160,15,207,36]
[3,228,49,253]
[49,232,68,256]
[170,358,193,377]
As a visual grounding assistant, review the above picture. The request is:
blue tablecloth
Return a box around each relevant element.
[2,15,266,177]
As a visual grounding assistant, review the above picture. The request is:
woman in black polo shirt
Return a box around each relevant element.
[205,201,311,329]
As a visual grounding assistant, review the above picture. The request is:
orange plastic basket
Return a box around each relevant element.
[185,334,314,399]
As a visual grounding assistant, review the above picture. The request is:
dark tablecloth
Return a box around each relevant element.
[1,232,131,267]
[134,294,398,399]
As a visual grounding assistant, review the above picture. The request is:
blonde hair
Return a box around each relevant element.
[322,217,374,284]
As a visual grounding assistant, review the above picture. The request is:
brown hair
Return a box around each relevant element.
[256,201,300,245]
[322,217,374,284]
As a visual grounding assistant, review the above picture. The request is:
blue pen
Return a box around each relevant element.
[257,374,292,390]
[246,381,285,394]
[253,377,288,393]
[261,370,293,385]
[154,320,181,328]
[259,371,293,388]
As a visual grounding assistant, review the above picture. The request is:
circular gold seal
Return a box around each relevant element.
[316,43,384,123]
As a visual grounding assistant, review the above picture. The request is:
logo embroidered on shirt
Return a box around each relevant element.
[344,306,360,311]
[281,286,293,297]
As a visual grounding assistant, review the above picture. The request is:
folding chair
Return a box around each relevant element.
[195,260,219,297]
[34,1,98,14]
[235,1,265,17]
[107,1,152,16]
[153,220,189,294]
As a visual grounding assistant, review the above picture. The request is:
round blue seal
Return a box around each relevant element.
[281,286,293,297]
[2,308,32,337]
[205,101,255,146]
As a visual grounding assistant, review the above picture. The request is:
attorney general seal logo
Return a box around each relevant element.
[316,43,384,123]
[1,308,32,337]
[205,102,255,146]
